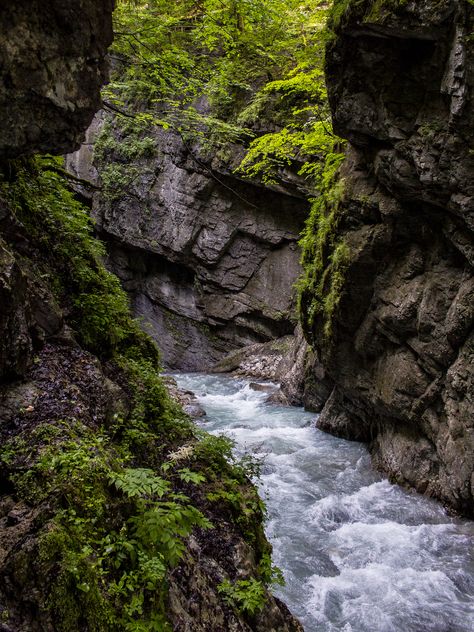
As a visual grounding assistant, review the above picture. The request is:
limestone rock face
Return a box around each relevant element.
[73,122,307,370]
[303,0,474,515]
[0,0,113,158]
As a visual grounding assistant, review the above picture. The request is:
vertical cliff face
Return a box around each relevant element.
[301,0,474,515]
[69,118,307,370]
[0,0,114,382]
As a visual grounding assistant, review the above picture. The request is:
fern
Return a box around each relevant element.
[111,468,171,498]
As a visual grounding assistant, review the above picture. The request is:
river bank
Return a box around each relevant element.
[173,372,474,632]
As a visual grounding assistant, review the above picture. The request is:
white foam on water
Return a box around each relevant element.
[173,373,474,632]
[307,564,473,632]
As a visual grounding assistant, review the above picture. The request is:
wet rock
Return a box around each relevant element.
[275,327,309,406]
[213,325,332,411]
[303,0,474,515]
[317,387,373,443]
[167,531,303,632]
[265,389,290,406]
[164,377,207,420]
[248,383,275,393]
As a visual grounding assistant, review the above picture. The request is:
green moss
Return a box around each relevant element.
[297,151,350,341]
[365,0,409,22]
[328,0,355,32]
[2,396,205,631]
[0,157,278,630]
[1,156,158,361]
[328,0,409,36]
[94,118,157,202]
[217,578,267,615]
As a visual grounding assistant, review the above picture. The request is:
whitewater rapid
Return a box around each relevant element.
[173,373,474,632]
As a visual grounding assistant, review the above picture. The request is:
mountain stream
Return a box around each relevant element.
[173,373,474,632]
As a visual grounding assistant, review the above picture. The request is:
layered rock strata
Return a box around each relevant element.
[69,120,307,370]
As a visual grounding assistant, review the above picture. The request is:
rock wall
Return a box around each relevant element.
[302,0,474,516]
[70,120,307,370]
[0,0,113,381]
[0,0,113,158]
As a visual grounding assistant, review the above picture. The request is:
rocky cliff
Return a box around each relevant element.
[0,3,302,630]
[68,117,307,370]
[0,0,113,382]
[300,0,474,516]
[0,0,113,158]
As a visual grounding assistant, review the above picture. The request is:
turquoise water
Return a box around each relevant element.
[173,373,474,632]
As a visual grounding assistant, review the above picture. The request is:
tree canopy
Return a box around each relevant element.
[105,0,342,185]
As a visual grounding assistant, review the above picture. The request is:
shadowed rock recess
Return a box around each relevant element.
[0,0,113,381]
[300,0,474,516]
[68,120,307,371]
[0,3,303,631]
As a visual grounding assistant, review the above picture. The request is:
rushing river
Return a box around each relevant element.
[173,373,474,632]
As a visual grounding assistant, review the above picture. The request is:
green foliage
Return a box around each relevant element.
[3,413,211,631]
[100,0,333,154]
[0,157,274,630]
[235,52,345,184]
[0,156,157,360]
[176,468,206,484]
[258,552,285,588]
[328,0,410,35]
[192,433,236,473]
[218,578,267,615]
[112,468,171,498]
[115,353,194,451]
[328,0,353,32]
[297,152,350,340]
[93,118,156,200]
[0,2,355,628]
[216,550,284,616]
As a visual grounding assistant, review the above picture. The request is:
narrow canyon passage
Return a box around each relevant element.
[174,374,474,632]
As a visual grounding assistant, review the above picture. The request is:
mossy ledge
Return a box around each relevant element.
[0,158,301,631]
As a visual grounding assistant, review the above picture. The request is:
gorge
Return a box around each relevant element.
[0,0,473,630]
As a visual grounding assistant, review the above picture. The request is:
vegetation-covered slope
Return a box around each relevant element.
[0,1,307,629]
[0,156,301,631]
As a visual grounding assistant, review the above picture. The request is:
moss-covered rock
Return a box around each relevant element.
[0,160,302,631]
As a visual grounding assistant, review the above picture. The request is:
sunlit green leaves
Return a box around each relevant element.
[105,0,333,147]
[111,468,171,498]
